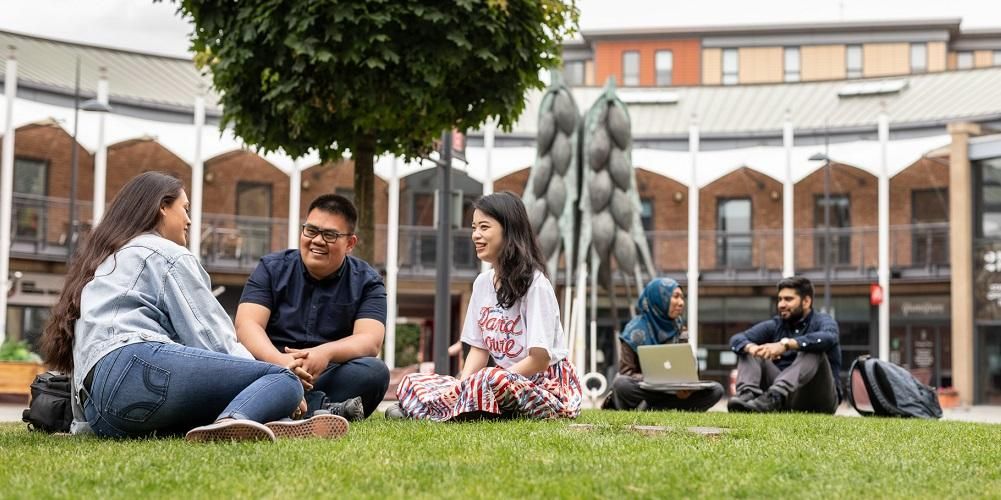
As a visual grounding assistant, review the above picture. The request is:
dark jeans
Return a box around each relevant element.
[83,342,303,438]
[608,375,724,412]
[308,356,390,418]
[735,351,839,414]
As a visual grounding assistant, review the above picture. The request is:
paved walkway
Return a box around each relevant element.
[5,400,1001,425]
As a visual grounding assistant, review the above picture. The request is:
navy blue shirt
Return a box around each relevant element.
[729,310,843,396]
[240,250,387,351]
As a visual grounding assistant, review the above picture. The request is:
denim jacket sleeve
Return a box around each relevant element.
[163,253,252,359]
[730,318,779,354]
[793,313,840,352]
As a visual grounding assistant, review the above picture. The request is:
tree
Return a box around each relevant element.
[171,0,579,262]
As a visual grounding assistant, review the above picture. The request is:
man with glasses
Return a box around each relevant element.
[236,194,389,420]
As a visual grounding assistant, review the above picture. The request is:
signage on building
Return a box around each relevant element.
[869,283,883,306]
[890,295,950,319]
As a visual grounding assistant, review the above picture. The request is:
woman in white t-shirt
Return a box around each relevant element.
[391,192,581,421]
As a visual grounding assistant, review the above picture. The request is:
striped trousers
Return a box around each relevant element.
[396,359,582,421]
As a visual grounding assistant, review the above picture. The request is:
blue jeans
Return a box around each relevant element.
[310,356,390,418]
[82,342,303,438]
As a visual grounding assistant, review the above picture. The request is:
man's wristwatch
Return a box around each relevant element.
[779,337,796,351]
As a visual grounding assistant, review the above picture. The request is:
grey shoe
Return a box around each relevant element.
[384,402,406,420]
[321,396,365,422]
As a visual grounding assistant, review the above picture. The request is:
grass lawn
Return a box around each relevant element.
[1,410,999,499]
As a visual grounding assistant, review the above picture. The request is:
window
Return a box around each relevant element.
[562,60,585,86]
[717,198,752,268]
[912,189,949,267]
[978,158,1001,237]
[12,158,47,244]
[815,194,851,266]
[784,47,800,82]
[722,49,738,85]
[957,51,974,70]
[4,305,51,354]
[654,51,673,86]
[846,45,863,79]
[910,43,927,74]
[622,51,640,86]
[236,182,272,263]
[994,50,1001,66]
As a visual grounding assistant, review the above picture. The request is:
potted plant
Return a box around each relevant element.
[0,340,46,396]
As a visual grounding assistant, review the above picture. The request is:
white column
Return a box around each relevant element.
[783,114,795,278]
[385,157,401,368]
[0,50,18,341]
[877,111,890,361]
[188,93,205,258]
[92,70,109,225]
[481,120,495,273]
[687,118,700,351]
[287,160,301,249]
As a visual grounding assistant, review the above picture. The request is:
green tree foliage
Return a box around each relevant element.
[171,0,579,261]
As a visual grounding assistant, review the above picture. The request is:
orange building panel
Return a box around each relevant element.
[592,39,702,86]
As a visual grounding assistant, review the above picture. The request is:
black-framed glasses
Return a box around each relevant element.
[301,223,353,243]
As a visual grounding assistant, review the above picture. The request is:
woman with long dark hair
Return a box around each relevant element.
[42,172,346,441]
[391,192,581,420]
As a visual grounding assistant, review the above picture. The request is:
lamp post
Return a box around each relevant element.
[67,56,113,262]
[809,152,833,313]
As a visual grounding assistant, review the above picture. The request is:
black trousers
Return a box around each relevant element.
[735,351,839,414]
[607,375,724,412]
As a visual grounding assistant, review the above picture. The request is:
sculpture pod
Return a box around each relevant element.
[538,215,560,258]
[608,148,631,190]
[532,155,553,198]
[609,188,633,229]
[613,229,636,272]
[554,90,578,135]
[528,196,548,231]
[607,104,631,150]
[546,176,567,217]
[591,211,616,260]
[550,133,571,176]
[536,112,556,156]
[588,127,611,171]
[589,168,613,212]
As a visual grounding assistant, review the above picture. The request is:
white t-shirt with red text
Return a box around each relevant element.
[460,270,568,369]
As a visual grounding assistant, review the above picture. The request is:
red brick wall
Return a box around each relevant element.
[204,150,290,253]
[493,168,530,196]
[592,38,702,86]
[794,163,878,271]
[699,167,784,271]
[106,139,192,200]
[636,168,688,271]
[889,157,950,268]
[2,123,94,245]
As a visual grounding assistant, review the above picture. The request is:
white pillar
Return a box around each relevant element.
[92,69,109,225]
[687,118,700,351]
[0,49,18,341]
[481,120,495,273]
[188,93,205,258]
[287,160,301,249]
[783,114,795,278]
[385,157,401,368]
[877,111,890,361]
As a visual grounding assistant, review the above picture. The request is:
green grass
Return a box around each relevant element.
[1,410,999,499]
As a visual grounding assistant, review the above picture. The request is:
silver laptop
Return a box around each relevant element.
[637,344,717,390]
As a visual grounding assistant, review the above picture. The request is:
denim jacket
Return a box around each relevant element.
[70,233,251,433]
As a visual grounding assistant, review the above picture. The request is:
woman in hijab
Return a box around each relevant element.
[602,277,724,411]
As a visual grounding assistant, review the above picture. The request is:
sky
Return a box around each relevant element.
[0,0,998,59]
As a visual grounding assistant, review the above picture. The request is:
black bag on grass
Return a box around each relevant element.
[847,355,942,419]
[21,371,73,433]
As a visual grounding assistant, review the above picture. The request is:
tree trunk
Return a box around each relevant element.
[353,133,377,264]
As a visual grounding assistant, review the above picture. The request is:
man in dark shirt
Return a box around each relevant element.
[728,276,842,414]
[236,194,389,419]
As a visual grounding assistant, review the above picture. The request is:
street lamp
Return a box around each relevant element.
[67,57,113,262]
[809,152,832,313]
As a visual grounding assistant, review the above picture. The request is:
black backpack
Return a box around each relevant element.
[847,355,942,419]
[22,371,74,433]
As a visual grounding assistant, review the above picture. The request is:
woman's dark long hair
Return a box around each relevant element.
[472,192,548,309]
[41,172,184,372]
